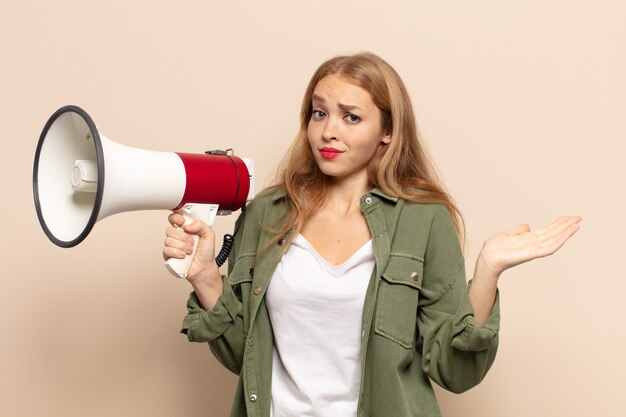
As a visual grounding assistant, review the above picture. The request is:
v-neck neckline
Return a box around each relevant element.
[294,233,373,269]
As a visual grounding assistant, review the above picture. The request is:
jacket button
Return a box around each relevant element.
[278,238,285,245]
[248,338,255,347]
[411,272,420,281]
[249,394,258,402]
[253,286,262,295]
[364,197,373,204]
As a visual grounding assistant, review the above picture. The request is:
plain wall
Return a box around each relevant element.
[1,1,625,416]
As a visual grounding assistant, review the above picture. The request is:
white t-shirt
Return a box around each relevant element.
[265,233,375,417]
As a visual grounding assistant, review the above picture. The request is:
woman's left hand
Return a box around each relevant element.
[478,214,582,276]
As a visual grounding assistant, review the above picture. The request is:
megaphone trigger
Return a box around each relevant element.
[165,203,219,279]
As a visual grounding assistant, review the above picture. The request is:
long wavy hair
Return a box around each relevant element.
[267,52,465,247]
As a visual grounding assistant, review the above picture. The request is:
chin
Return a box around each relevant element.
[314,159,338,173]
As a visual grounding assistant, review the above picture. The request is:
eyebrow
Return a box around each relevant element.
[311,93,362,112]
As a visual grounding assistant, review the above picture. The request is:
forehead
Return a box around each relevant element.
[312,75,374,107]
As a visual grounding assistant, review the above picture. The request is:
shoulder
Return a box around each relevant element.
[373,187,453,225]
[246,186,287,211]
[230,187,288,259]
[236,186,288,227]
[395,199,460,253]
[397,199,453,228]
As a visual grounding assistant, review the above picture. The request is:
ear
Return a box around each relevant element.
[381,134,391,145]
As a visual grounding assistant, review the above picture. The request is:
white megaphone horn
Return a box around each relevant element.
[33,105,255,278]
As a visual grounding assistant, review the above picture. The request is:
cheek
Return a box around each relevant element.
[357,130,384,152]
[307,123,316,144]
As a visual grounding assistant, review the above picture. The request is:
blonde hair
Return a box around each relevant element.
[267,52,465,247]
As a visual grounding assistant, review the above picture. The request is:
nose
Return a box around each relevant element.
[321,117,338,142]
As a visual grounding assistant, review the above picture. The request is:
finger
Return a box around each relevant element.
[165,226,195,245]
[533,215,570,237]
[504,223,530,236]
[544,215,570,230]
[183,220,214,239]
[164,235,194,254]
[568,214,583,224]
[536,222,581,258]
[168,212,186,227]
[163,246,189,261]
[537,215,582,241]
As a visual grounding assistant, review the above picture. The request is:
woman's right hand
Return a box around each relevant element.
[163,212,221,288]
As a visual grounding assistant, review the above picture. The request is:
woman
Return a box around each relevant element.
[163,52,581,417]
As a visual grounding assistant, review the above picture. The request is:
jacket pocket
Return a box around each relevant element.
[227,254,255,332]
[229,254,255,286]
[374,254,423,349]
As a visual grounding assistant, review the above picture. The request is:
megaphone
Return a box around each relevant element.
[33,105,255,278]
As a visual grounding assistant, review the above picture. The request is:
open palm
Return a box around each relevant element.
[480,215,582,275]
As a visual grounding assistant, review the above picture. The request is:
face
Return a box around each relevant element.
[307,74,390,187]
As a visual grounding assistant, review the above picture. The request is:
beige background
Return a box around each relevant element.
[1,1,625,416]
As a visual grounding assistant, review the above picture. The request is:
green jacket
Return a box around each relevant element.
[181,188,500,417]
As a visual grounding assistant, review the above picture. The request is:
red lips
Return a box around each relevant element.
[320,147,343,159]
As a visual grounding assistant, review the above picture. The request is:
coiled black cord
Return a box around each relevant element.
[213,200,246,268]
[215,234,234,267]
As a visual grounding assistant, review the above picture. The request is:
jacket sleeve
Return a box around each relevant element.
[179,207,251,375]
[416,206,500,394]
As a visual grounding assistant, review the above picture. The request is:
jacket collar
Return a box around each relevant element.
[268,186,398,204]
[369,188,399,203]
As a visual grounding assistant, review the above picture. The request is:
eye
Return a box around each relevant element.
[344,113,361,124]
[311,110,326,120]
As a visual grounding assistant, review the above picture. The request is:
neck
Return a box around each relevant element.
[323,175,371,216]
